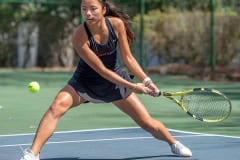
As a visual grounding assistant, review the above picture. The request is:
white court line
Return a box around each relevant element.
[0,127,140,137]
[0,127,239,139]
[169,128,240,139]
[0,134,211,148]
[0,127,239,149]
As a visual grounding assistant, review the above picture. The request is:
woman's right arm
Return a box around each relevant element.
[71,26,149,94]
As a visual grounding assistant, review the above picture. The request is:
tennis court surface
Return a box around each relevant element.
[1,127,239,160]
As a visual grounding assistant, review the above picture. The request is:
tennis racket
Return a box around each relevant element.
[157,88,231,122]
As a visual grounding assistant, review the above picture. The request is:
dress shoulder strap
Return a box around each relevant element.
[83,22,92,39]
[105,17,117,39]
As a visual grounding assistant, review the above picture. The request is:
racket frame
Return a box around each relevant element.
[160,88,232,122]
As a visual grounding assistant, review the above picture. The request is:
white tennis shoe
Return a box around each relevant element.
[20,149,39,160]
[171,141,192,157]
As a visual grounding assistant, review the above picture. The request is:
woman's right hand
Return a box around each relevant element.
[132,83,150,94]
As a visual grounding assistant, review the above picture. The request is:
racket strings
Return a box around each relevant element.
[183,91,230,120]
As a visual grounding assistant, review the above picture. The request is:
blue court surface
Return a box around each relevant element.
[0,127,240,160]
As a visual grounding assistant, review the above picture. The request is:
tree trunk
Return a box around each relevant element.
[17,22,39,68]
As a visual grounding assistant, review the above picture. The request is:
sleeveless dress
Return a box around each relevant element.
[68,17,133,103]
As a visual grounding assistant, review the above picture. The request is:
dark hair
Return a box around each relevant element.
[100,0,135,43]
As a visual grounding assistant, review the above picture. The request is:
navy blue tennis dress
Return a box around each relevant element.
[68,17,133,103]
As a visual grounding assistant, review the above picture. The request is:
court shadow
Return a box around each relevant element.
[124,155,180,160]
[41,154,186,160]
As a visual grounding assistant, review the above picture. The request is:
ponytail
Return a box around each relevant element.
[101,0,135,43]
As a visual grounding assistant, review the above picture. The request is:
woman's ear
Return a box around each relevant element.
[103,6,107,16]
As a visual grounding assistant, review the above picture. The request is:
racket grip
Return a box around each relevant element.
[146,88,161,97]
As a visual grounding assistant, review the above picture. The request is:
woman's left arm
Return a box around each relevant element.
[111,18,159,96]
[113,18,147,82]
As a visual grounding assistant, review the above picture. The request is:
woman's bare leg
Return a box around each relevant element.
[31,85,85,155]
[113,93,176,144]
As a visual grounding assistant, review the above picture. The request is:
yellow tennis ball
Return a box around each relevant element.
[28,81,40,93]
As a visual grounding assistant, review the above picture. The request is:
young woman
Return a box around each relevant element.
[20,0,192,159]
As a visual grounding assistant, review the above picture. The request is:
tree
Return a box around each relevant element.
[0,3,17,66]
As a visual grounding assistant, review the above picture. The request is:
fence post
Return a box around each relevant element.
[210,0,216,72]
[139,0,145,69]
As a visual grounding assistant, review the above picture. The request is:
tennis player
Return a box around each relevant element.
[20,0,192,159]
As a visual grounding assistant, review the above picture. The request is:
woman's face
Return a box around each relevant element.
[81,0,106,25]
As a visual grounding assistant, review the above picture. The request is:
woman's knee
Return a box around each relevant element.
[48,99,71,118]
[47,85,82,118]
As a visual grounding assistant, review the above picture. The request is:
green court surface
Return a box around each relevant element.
[0,69,239,136]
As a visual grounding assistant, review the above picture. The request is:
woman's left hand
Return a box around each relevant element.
[144,81,160,97]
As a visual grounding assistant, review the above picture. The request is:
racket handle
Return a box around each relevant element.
[146,89,161,97]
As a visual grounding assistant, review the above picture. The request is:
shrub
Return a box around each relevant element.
[133,9,240,66]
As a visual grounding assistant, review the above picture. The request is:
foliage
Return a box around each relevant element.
[0,4,16,66]
[110,0,140,17]
[16,3,80,67]
[0,2,80,67]
[144,0,210,11]
[133,9,240,66]
[1,0,240,68]
[112,0,240,15]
